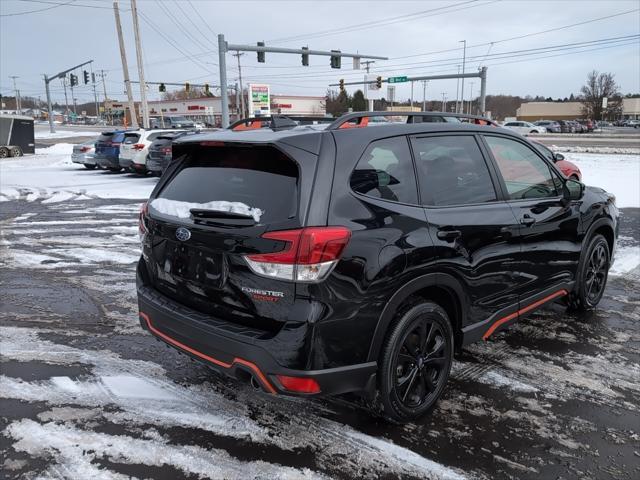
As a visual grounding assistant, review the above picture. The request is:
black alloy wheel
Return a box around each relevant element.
[571,234,610,310]
[378,302,453,422]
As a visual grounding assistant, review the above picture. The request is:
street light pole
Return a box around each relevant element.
[459,40,467,116]
[422,80,428,111]
[218,33,229,128]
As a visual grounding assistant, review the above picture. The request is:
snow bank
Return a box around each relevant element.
[151,198,263,222]
[564,153,640,208]
[35,142,75,155]
[35,130,99,139]
[553,145,639,155]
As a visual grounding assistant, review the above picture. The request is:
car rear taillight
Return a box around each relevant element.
[80,146,91,153]
[276,375,321,394]
[161,146,172,155]
[244,227,351,282]
[139,202,149,240]
[133,143,145,151]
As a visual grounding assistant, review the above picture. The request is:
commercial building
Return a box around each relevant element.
[516,102,582,121]
[517,98,640,121]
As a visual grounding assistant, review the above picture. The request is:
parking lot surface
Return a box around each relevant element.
[1,143,639,479]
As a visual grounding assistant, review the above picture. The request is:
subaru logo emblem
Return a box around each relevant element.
[175,227,191,242]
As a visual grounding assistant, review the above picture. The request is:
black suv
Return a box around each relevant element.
[137,112,618,421]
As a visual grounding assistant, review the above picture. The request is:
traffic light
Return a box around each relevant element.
[330,50,341,69]
[257,41,265,63]
[339,79,345,92]
[159,83,166,92]
[91,72,96,84]
[376,76,382,88]
[204,83,210,96]
[69,74,78,87]
[185,82,190,93]
[83,70,90,84]
[301,46,309,66]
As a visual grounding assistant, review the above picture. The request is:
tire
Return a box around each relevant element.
[530,130,539,134]
[377,301,454,422]
[108,167,122,172]
[9,146,22,157]
[0,147,9,158]
[570,234,610,311]
[84,164,96,170]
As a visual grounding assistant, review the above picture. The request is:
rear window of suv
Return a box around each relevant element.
[123,133,141,144]
[155,145,299,223]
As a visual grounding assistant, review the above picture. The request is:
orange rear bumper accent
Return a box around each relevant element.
[483,289,568,340]
[139,311,277,394]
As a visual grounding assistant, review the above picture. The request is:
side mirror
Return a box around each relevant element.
[554,153,565,162]
[564,178,584,201]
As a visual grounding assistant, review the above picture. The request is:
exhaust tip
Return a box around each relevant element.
[250,376,262,390]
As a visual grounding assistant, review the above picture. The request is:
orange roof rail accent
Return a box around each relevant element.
[232,119,264,131]
[338,116,369,129]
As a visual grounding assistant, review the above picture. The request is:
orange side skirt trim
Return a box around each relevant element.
[482,289,568,340]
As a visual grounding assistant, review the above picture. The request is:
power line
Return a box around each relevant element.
[391,8,639,60]
[186,0,218,40]
[175,0,217,49]
[1,0,75,17]
[266,0,492,44]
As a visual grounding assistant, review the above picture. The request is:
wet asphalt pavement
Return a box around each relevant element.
[1,192,639,479]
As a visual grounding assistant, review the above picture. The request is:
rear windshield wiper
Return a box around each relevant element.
[190,208,257,225]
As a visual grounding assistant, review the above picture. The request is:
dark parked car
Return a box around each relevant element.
[137,112,618,422]
[569,120,586,133]
[577,119,594,132]
[149,116,195,129]
[94,130,131,171]
[146,131,195,175]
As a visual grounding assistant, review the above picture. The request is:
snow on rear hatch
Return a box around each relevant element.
[151,198,263,222]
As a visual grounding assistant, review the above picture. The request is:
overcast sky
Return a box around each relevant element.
[1,0,638,106]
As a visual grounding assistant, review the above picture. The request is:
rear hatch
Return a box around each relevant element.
[95,131,125,157]
[119,132,142,160]
[141,141,315,334]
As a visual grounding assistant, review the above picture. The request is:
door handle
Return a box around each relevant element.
[437,230,462,241]
[520,214,536,226]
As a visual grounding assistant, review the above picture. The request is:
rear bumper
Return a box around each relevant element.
[136,264,376,396]
[119,158,134,168]
[95,154,120,169]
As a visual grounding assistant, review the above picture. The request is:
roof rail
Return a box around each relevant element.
[228,114,335,132]
[325,111,498,130]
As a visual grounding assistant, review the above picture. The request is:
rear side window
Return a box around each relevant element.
[484,136,559,200]
[155,145,298,223]
[123,133,141,144]
[98,132,114,142]
[412,135,497,206]
[350,136,418,204]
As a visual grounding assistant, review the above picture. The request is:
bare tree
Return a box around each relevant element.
[580,71,620,120]
[161,87,206,101]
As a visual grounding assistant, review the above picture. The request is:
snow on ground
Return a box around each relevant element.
[0,326,467,480]
[0,143,156,202]
[564,152,640,208]
[34,130,99,139]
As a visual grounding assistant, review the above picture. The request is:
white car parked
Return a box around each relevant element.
[502,121,547,135]
[118,129,185,173]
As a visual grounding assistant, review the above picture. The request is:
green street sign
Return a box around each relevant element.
[388,76,408,83]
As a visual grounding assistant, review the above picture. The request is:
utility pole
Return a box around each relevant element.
[459,40,467,115]
[73,97,78,115]
[362,60,375,111]
[9,76,21,112]
[410,81,414,110]
[62,77,70,117]
[130,0,149,129]
[89,63,100,120]
[455,65,460,113]
[232,51,245,119]
[70,82,77,116]
[234,82,240,120]
[113,0,138,128]
[99,70,108,101]
[441,92,447,112]
[422,80,428,111]
[218,34,229,127]
[468,81,475,114]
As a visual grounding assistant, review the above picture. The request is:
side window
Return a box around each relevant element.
[350,136,418,204]
[411,135,497,206]
[484,136,559,200]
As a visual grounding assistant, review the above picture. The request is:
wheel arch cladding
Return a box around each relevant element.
[367,273,465,362]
